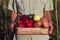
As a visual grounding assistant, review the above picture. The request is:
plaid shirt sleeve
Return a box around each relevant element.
[45,0,54,11]
[8,0,14,11]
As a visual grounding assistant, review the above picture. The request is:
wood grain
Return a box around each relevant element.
[17,28,49,35]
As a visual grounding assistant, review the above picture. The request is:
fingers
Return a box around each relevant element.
[48,29,53,34]
[41,17,49,28]
[10,23,14,29]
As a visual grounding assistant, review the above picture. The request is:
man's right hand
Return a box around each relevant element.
[10,11,17,31]
[10,23,15,31]
[10,11,17,22]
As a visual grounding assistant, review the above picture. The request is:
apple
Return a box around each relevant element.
[20,15,28,23]
[34,21,42,28]
[33,14,41,21]
[26,22,33,28]
[29,20,33,23]
[25,20,33,28]
[19,23,25,28]
[17,19,23,26]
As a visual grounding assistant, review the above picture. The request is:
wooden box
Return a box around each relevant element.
[17,28,49,35]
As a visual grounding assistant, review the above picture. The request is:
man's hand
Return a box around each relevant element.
[49,29,53,34]
[10,11,17,31]
[48,22,53,34]
[10,11,17,22]
[44,11,53,34]
[10,23,15,31]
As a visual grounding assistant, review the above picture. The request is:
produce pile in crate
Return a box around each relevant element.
[16,14,49,35]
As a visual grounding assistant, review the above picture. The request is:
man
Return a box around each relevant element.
[8,0,54,40]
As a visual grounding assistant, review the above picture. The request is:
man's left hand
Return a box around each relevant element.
[48,23,53,34]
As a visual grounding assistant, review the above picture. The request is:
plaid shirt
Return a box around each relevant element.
[8,0,53,17]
